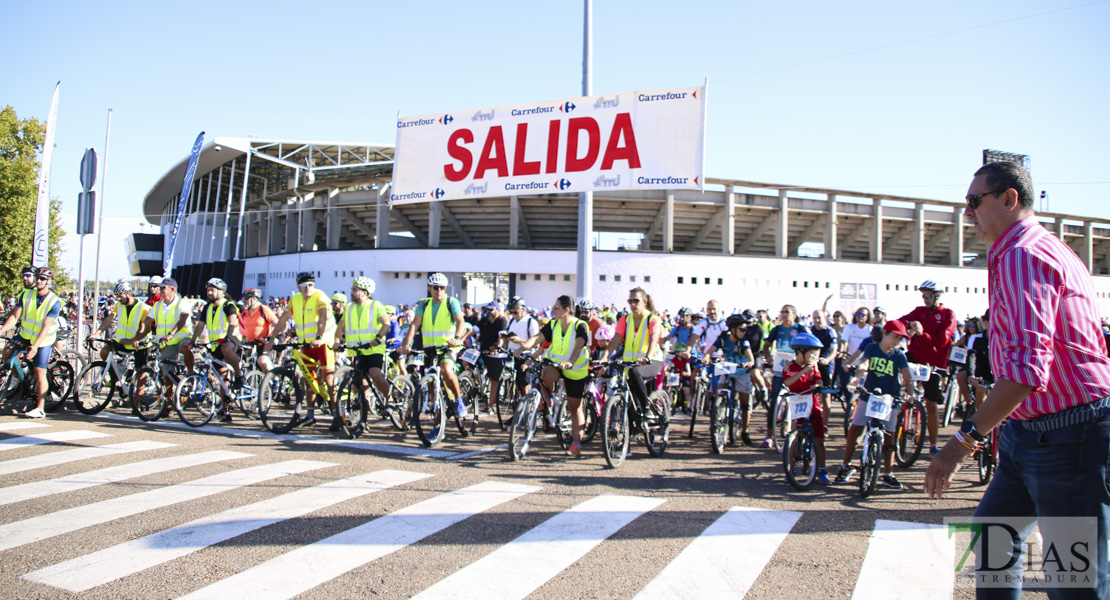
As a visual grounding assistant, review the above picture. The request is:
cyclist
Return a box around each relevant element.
[834,320,917,489]
[599,287,665,440]
[810,310,840,418]
[0,266,37,340]
[10,267,63,418]
[331,292,347,324]
[333,277,391,406]
[382,305,405,373]
[517,295,591,457]
[399,273,468,418]
[92,282,152,369]
[185,278,241,422]
[473,301,508,415]
[138,277,193,402]
[782,332,831,484]
[239,288,278,372]
[839,307,873,394]
[270,272,338,430]
[663,307,696,412]
[576,299,603,357]
[702,313,757,445]
[896,279,956,455]
[504,296,541,396]
[145,276,164,307]
[760,305,810,448]
[967,309,993,407]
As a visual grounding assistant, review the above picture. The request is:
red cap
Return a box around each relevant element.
[883,320,909,339]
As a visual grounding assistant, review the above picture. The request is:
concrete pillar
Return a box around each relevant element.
[1056,217,1066,241]
[912,202,926,265]
[326,188,341,250]
[663,192,674,252]
[825,193,838,260]
[268,204,283,256]
[776,189,789,258]
[429,201,442,248]
[284,204,299,253]
[950,210,965,266]
[509,195,520,249]
[870,198,883,262]
[1083,221,1094,274]
[722,190,735,255]
[300,193,318,252]
[375,187,390,248]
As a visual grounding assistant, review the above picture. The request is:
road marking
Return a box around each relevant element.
[634,507,803,599]
[0,441,175,477]
[445,444,509,460]
[91,412,456,458]
[0,459,332,553]
[852,519,954,600]
[0,450,246,506]
[178,480,540,600]
[0,422,52,431]
[413,494,665,600]
[24,469,432,593]
[0,430,110,451]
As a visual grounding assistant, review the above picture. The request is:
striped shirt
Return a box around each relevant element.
[988,215,1110,419]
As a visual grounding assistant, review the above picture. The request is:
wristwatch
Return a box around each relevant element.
[960,420,985,443]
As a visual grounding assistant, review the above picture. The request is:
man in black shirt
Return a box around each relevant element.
[475,301,509,414]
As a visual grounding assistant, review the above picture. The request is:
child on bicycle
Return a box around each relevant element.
[782,333,830,484]
[702,313,757,446]
[834,320,917,489]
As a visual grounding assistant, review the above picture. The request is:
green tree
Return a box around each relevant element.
[0,105,71,297]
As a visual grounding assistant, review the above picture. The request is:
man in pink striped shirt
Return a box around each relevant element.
[926,162,1110,598]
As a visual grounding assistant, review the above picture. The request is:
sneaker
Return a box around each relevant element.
[289,413,313,428]
[741,432,753,447]
[22,408,45,419]
[760,437,773,449]
[834,466,856,484]
[429,426,440,440]
[817,469,831,486]
[299,416,317,428]
[329,418,343,432]
[218,412,233,423]
[566,441,581,457]
[930,445,940,456]
[455,399,468,418]
[881,474,903,489]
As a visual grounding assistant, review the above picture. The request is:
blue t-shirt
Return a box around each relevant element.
[812,326,838,359]
[767,323,809,353]
[861,343,910,399]
[720,335,752,376]
[669,325,695,348]
[385,320,401,349]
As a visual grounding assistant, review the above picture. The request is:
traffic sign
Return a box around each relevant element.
[80,148,97,191]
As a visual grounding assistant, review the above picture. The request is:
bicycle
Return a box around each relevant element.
[332,344,415,439]
[410,345,470,447]
[709,361,749,454]
[456,347,486,434]
[258,343,333,434]
[781,389,820,490]
[600,360,671,468]
[966,380,1000,485]
[173,345,263,427]
[892,393,926,469]
[130,353,189,422]
[490,348,520,431]
[685,363,710,438]
[507,356,575,460]
[74,339,142,415]
[0,337,73,414]
[857,387,897,498]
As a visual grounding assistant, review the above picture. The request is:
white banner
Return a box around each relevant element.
[32,82,60,267]
[390,85,706,204]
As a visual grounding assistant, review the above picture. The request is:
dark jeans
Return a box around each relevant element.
[628,361,662,410]
[767,375,784,437]
[973,413,1110,599]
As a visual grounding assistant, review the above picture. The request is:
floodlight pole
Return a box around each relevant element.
[575,0,593,302]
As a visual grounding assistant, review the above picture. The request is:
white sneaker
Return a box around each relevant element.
[22,408,45,419]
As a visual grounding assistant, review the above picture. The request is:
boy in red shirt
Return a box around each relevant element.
[782,333,830,485]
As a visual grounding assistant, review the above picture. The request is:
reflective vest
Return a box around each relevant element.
[343,301,385,356]
[290,290,333,344]
[545,316,588,380]
[153,296,191,345]
[16,290,34,341]
[114,300,150,349]
[623,312,663,362]
[20,290,61,346]
[205,299,234,342]
[420,298,455,347]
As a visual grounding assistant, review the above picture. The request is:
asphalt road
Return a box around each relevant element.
[0,403,1039,600]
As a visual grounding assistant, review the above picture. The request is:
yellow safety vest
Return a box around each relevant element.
[546,316,588,380]
[343,301,385,356]
[290,290,333,344]
[114,300,150,349]
[205,299,234,341]
[20,290,61,346]
[420,298,455,347]
[623,312,663,362]
[153,296,191,345]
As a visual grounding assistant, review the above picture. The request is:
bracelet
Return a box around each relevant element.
[953,430,978,451]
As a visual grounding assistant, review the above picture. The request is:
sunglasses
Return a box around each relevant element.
[965,189,1005,210]
[855,312,868,316]
[922,293,936,300]
[429,286,445,291]
[627,298,642,304]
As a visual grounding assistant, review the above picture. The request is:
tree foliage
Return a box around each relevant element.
[0,105,71,297]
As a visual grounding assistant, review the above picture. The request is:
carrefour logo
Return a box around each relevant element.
[560,101,576,113]
[439,114,454,125]
[555,178,572,190]
[431,188,446,199]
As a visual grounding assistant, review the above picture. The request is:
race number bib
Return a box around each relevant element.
[716,362,738,375]
[410,353,425,367]
[666,373,680,387]
[865,394,894,420]
[460,348,480,364]
[949,346,969,364]
[787,395,814,421]
[907,363,931,382]
[772,351,794,375]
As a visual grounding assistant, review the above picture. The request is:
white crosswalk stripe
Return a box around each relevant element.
[852,519,954,600]
[0,422,52,432]
[0,440,175,476]
[23,469,433,592]
[0,458,330,553]
[0,429,110,451]
[0,450,245,506]
[634,507,804,600]
[177,480,540,600]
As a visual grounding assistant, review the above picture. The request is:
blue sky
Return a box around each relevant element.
[5,0,1108,281]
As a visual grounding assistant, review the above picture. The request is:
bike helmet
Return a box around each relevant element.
[740,308,757,323]
[507,296,526,310]
[36,267,53,280]
[385,305,397,315]
[242,288,261,299]
[21,265,35,276]
[150,275,164,285]
[206,277,227,290]
[725,313,746,329]
[577,299,594,311]
[113,282,132,295]
[296,271,315,284]
[919,280,940,292]
[352,276,375,294]
[677,307,692,317]
[427,272,448,287]
[790,332,823,351]
[332,292,347,303]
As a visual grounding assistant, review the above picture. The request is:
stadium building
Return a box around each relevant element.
[138,137,1110,319]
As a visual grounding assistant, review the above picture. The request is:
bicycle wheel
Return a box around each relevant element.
[643,390,671,457]
[784,428,817,491]
[44,360,74,412]
[895,401,925,468]
[770,394,790,453]
[258,368,302,434]
[236,369,264,420]
[942,379,959,427]
[709,393,727,455]
[977,438,994,484]
[388,375,414,431]
[687,379,703,438]
[859,431,882,498]
[334,370,368,439]
[494,372,515,431]
[727,401,740,446]
[508,390,540,461]
[131,367,165,421]
[579,396,600,444]
[174,373,218,427]
[458,372,479,435]
[62,350,88,374]
[602,393,630,468]
[414,375,446,447]
[843,398,856,439]
[74,361,116,415]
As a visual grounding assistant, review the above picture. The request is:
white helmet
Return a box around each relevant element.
[114,282,132,295]
[427,272,448,287]
[150,275,164,285]
[919,280,940,292]
[352,277,375,294]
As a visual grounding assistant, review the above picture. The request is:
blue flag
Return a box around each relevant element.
[164,132,205,277]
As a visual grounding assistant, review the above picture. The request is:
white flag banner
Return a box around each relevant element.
[390,85,706,205]
[32,82,60,267]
